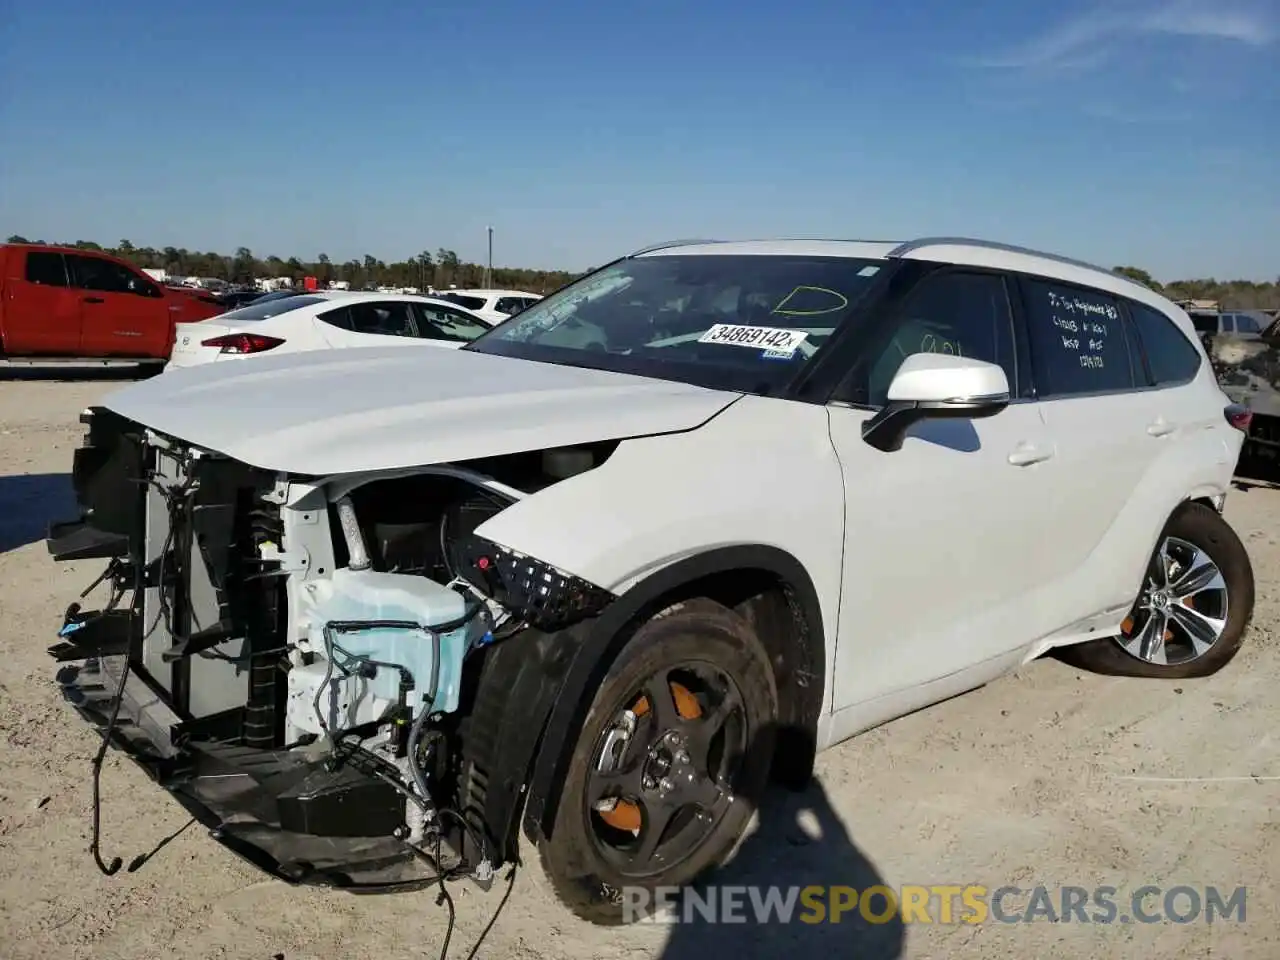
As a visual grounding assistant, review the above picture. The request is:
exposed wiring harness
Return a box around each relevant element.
[80,472,192,876]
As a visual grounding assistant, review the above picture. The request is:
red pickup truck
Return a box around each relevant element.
[0,243,224,365]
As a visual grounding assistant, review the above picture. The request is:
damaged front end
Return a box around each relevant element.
[47,407,615,892]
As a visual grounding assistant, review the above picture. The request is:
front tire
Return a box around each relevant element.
[1063,502,1255,679]
[538,599,778,925]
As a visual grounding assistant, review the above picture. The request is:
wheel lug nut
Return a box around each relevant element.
[659,778,674,793]
[675,750,690,764]
[643,776,655,790]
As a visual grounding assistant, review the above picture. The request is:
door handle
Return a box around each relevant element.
[83,296,105,304]
[1008,443,1054,466]
[1147,419,1177,437]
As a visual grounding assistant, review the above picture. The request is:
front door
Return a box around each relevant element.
[827,268,1060,710]
[67,253,170,357]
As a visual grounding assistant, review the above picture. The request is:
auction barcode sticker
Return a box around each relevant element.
[697,324,808,355]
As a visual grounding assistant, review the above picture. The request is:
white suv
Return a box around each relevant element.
[46,236,1255,925]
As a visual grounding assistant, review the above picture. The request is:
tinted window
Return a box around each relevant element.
[412,302,490,341]
[219,294,326,322]
[1222,316,1235,332]
[858,271,1017,406]
[1189,313,1218,335]
[347,301,416,337]
[495,297,525,314]
[442,293,488,311]
[1127,301,1201,385]
[68,255,161,297]
[1023,279,1134,396]
[24,251,68,286]
[1234,314,1264,334]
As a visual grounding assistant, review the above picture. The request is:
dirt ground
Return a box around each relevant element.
[1,368,1276,960]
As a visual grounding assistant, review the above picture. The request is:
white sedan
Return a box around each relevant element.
[167,291,494,369]
[436,288,543,324]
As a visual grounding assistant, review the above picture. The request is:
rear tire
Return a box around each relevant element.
[538,599,778,925]
[1061,503,1255,679]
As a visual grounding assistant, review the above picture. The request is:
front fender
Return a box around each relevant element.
[518,543,828,849]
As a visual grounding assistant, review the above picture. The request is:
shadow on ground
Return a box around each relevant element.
[0,363,159,382]
[655,778,904,960]
[0,473,74,553]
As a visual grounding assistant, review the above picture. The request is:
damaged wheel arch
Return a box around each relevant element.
[488,543,827,855]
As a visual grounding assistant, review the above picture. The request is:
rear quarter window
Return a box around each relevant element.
[1022,278,1136,397]
[1127,301,1202,385]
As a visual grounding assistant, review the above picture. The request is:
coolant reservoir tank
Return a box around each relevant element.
[542,447,594,479]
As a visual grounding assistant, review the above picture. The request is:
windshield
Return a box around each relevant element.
[464,254,885,393]
[217,294,326,321]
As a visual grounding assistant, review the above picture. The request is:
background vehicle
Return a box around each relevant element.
[167,290,495,368]
[0,243,223,364]
[437,288,542,323]
[1181,302,1272,340]
[1199,310,1280,465]
[46,237,1254,928]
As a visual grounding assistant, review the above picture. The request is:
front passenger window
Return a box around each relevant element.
[69,255,161,297]
[347,301,416,337]
[858,272,1018,406]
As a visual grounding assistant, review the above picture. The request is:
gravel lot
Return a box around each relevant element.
[1,369,1277,960]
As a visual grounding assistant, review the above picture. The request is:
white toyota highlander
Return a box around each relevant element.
[46,236,1255,925]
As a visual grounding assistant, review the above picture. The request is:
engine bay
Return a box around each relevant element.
[48,409,620,891]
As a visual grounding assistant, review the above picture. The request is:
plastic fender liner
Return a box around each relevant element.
[516,544,827,849]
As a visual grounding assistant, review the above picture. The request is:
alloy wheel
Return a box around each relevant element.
[1118,535,1229,666]
[585,661,746,880]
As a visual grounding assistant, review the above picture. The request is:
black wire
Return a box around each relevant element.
[462,863,519,960]
[435,829,457,960]
[89,473,190,877]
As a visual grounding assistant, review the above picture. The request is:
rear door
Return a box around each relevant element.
[66,253,171,357]
[1013,275,1161,615]
[1,249,82,354]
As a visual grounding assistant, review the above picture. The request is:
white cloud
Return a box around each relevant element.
[973,1,1276,71]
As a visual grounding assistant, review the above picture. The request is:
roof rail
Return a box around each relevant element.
[887,236,1133,285]
[628,238,724,257]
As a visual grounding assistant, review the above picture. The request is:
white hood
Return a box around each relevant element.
[102,347,741,475]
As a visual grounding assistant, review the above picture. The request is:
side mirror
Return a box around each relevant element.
[861,353,1010,452]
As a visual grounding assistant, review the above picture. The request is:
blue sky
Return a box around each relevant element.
[1,0,1276,280]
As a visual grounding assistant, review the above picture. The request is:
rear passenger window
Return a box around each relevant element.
[1128,302,1201,385]
[24,252,68,286]
[1023,280,1134,396]
[860,271,1018,406]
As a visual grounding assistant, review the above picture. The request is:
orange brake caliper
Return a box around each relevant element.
[597,682,702,832]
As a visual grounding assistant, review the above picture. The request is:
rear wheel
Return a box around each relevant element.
[538,599,777,924]
[1062,503,1254,678]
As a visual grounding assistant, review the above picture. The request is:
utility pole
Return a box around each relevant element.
[486,226,493,288]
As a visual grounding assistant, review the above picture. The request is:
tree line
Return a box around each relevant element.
[4,236,583,294]
[1112,266,1278,311]
[5,235,1277,309]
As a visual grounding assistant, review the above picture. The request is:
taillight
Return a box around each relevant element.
[1225,403,1253,433]
[201,333,285,355]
